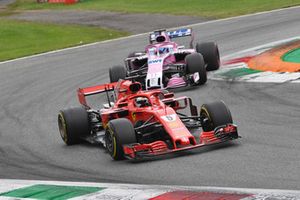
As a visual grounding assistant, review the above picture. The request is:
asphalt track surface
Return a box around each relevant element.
[1,7,300,190]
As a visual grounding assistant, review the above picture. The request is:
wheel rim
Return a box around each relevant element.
[200,107,213,131]
[105,129,115,156]
[58,114,67,143]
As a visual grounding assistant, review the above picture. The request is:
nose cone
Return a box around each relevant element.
[179,137,190,146]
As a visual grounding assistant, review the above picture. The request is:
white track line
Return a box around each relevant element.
[1,5,300,65]
[211,37,300,83]
[222,36,300,59]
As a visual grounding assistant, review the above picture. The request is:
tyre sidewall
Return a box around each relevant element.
[196,42,220,71]
[58,107,90,145]
[105,118,137,160]
[200,101,232,132]
[109,65,127,83]
[185,53,207,85]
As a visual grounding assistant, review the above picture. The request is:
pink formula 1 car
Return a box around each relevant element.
[109,28,220,90]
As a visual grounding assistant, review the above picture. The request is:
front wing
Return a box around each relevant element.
[123,124,239,159]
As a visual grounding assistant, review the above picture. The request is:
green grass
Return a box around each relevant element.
[1,0,300,61]
[10,0,300,18]
[0,19,128,61]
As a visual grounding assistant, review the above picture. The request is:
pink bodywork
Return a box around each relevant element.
[144,32,190,89]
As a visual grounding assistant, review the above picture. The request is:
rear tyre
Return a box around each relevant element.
[185,53,207,85]
[196,42,220,71]
[109,65,126,83]
[200,101,233,132]
[58,107,91,145]
[105,118,137,160]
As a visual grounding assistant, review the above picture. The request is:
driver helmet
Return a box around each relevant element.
[135,97,150,107]
[156,35,166,43]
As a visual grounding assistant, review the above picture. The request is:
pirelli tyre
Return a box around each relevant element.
[109,65,127,83]
[200,101,233,132]
[58,107,91,145]
[196,42,220,71]
[185,53,207,85]
[105,118,137,160]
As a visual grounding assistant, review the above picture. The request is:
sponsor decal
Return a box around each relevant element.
[147,72,162,88]
[169,121,180,129]
[131,112,137,122]
[168,28,192,38]
[193,72,200,82]
[147,72,161,79]
[148,59,163,65]
[161,114,177,122]
[150,77,158,86]
[158,46,173,54]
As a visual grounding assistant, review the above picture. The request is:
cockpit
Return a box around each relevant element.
[148,45,174,57]
[134,96,151,108]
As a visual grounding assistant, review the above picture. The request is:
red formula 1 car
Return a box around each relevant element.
[58,80,238,160]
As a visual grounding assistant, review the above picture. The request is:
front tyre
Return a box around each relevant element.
[200,101,233,132]
[196,42,220,71]
[105,118,137,160]
[58,107,91,145]
[109,65,126,83]
[185,53,207,85]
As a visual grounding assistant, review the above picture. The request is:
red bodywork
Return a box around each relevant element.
[77,80,238,159]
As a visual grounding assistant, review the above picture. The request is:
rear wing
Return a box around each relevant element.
[149,28,194,47]
[167,28,193,39]
[77,82,117,107]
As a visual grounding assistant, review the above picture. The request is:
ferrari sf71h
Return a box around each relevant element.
[58,80,238,160]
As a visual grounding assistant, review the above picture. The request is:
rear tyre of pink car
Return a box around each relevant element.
[196,42,220,71]
[109,65,127,83]
[185,53,207,85]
